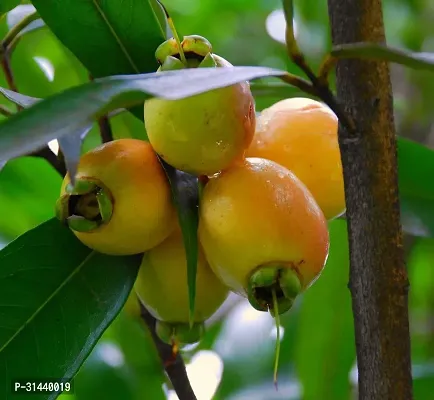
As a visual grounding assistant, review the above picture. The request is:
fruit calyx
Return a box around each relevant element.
[155,35,218,71]
[155,320,205,346]
[247,263,302,315]
[55,178,114,233]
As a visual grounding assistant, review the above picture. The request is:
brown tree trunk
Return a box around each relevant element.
[326,0,413,399]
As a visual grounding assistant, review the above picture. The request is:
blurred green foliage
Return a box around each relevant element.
[1,0,434,399]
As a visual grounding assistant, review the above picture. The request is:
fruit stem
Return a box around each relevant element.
[156,0,187,65]
[271,287,281,391]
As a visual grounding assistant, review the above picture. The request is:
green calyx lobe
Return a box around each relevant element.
[247,264,302,316]
[155,34,219,71]
[55,178,114,233]
[155,320,205,345]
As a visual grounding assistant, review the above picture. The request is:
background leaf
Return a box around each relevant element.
[0,218,141,399]
[0,0,20,16]
[30,0,165,77]
[0,156,61,239]
[331,42,434,72]
[398,138,434,237]
[294,219,355,400]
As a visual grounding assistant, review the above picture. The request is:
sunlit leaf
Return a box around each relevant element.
[294,220,355,400]
[30,0,165,77]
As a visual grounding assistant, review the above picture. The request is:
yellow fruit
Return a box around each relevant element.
[55,139,176,255]
[123,291,141,319]
[246,97,345,220]
[144,35,256,176]
[134,230,229,344]
[198,158,330,314]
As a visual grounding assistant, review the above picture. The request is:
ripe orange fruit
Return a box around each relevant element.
[247,97,345,220]
[198,157,330,314]
[56,139,176,255]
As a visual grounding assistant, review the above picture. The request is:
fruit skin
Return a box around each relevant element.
[122,291,141,319]
[246,97,345,220]
[59,139,176,255]
[198,157,330,298]
[144,38,256,176]
[134,230,229,324]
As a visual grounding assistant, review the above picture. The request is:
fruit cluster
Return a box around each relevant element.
[55,35,345,347]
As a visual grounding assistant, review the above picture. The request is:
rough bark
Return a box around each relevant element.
[326,0,413,399]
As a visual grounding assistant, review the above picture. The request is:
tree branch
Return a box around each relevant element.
[139,303,197,400]
[89,73,114,143]
[31,146,66,176]
[326,0,413,399]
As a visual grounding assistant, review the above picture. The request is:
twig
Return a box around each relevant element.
[0,19,66,176]
[0,49,20,105]
[1,11,40,50]
[278,73,317,97]
[317,54,338,86]
[97,116,114,143]
[89,74,114,143]
[31,146,66,176]
[0,104,13,117]
[139,303,197,400]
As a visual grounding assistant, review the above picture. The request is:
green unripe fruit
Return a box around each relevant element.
[134,230,229,345]
[144,35,256,176]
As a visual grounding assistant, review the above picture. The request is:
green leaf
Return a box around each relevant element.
[0,87,89,182]
[30,0,165,77]
[0,66,286,162]
[0,156,61,239]
[0,0,19,15]
[0,218,141,399]
[107,312,166,400]
[160,159,199,324]
[398,138,434,237]
[330,42,434,72]
[74,341,139,400]
[294,219,355,400]
[0,86,39,107]
[5,5,43,43]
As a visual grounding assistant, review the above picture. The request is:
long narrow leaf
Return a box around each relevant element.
[331,42,434,72]
[0,67,286,161]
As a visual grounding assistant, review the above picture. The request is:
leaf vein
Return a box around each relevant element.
[0,251,96,354]
[92,0,140,73]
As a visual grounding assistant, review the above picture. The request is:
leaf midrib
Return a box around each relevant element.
[92,0,140,74]
[148,0,166,39]
[0,250,96,354]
